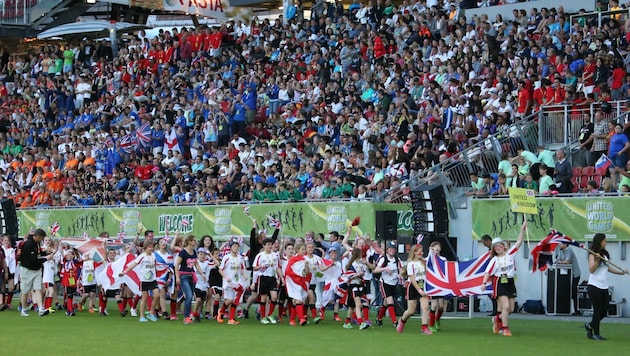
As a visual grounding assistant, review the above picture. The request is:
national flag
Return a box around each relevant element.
[105,136,115,148]
[117,231,125,242]
[135,122,152,152]
[219,240,231,258]
[530,230,583,273]
[181,218,189,227]
[416,233,425,245]
[285,255,309,291]
[61,236,125,262]
[243,206,250,216]
[425,250,493,297]
[119,134,137,154]
[268,216,281,229]
[119,221,125,231]
[96,253,141,295]
[82,232,89,239]
[155,251,174,287]
[595,154,612,175]
[50,222,60,236]
[315,259,341,283]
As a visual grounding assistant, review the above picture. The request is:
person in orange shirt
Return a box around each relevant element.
[64,152,79,172]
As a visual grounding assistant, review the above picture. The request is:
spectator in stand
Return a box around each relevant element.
[608,123,630,185]
[554,149,573,193]
[578,114,595,167]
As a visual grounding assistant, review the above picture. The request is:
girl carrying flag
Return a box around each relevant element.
[155,238,175,320]
[285,243,310,326]
[428,241,447,332]
[481,220,527,337]
[120,241,160,322]
[397,244,432,335]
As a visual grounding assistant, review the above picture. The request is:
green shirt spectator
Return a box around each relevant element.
[275,186,290,201]
[537,146,555,168]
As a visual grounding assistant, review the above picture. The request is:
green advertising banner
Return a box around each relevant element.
[18,202,414,241]
[472,197,630,241]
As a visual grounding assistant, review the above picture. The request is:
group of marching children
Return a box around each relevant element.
[2,221,456,334]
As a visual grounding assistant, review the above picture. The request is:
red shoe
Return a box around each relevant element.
[299,318,307,326]
[227,319,240,325]
[170,315,178,321]
[217,313,224,324]
[77,304,83,312]
[289,320,297,326]
[334,315,342,322]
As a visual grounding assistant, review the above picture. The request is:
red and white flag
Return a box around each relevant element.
[50,222,60,236]
[96,253,141,295]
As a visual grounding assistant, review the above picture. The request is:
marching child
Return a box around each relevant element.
[120,241,160,322]
[374,241,402,327]
[208,248,223,319]
[285,243,310,326]
[193,248,211,321]
[78,253,99,313]
[60,249,82,316]
[218,240,247,325]
[397,244,432,335]
[252,238,283,324]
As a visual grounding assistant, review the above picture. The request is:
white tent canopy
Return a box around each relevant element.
[37,20,146,40]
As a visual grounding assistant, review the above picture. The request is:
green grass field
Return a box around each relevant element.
[2,306,628,356]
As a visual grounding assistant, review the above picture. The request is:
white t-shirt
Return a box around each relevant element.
[220,253,246,287]
[406,260,426,283]
[253,251,279,279]
[486,246,518,278]
[304,254,324,284]
[195,259,211,290]
[2,246,16,274]
[134,253,156,282]
[377,255,402,286]
[81,260,97,286]
[42,251,61,284]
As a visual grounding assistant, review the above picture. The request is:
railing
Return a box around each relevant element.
[538,100,628,150]
[29,0,61,22]
[381,111,541,215]
[0,0,39,24]
[570,9,630,33]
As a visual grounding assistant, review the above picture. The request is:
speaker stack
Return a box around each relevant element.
[410,185,456,260]
[375,210,397,241]
[0,198,18,238]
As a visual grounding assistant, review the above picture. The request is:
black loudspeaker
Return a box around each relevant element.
[375,210,397,240]
[0,198,18,237]
[411,185,449,234]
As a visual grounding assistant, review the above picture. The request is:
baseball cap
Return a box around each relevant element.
[387,241,397,249]
[197,248,209,254]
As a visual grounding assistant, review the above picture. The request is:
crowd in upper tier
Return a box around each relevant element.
[1,0,630,207]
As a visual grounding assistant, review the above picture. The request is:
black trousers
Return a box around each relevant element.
[587,285,609,335]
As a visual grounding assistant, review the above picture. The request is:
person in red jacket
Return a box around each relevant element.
[373,30,386,64]
[60,249,82,316]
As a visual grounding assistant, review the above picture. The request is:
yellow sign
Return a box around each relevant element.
[508,187,538,214]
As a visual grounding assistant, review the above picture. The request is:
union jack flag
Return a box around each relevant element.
[268,216,281,229]
[135,122,152,153]
[119,134,137,154]
[530,230,583,273]
[425,250,493,297]
[119,221,125,231]
[104,136,115,148]
[181,218,189,227]
[243,206,250,216]
[117,231,125,242]
[62,236,125,263]
[50,222,60,236]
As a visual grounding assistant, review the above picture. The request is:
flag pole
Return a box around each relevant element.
[524,213,530,249]
[577,245,629,274]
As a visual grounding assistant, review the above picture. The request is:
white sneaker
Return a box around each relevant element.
[21,310,29,317]
[130,308,138,317]
[261,317,270,324]
[269,316,278,324]
[38,308,50,316]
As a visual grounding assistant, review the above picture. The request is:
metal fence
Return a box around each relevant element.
[382,113,541,215]
[0,0,39,24]
[538,100,629,150]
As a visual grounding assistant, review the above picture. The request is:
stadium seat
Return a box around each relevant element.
[572,167,582,177]
[591,174,603,188]
[571,176,579,193]
[582,166,595,176]
[579,175,590,189]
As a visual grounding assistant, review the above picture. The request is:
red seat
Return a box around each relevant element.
[591,174,603,188]
[579,175,590,189]
[582,166,595,176]
[571,176,579,193]
[572,167,582,176]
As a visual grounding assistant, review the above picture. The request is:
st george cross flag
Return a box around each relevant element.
[96,253,141,295]
[530,229,583,273]
[425,250,493,297]
[595,154,612,175]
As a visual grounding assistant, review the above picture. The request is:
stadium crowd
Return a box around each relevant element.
[0,0,630,207]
